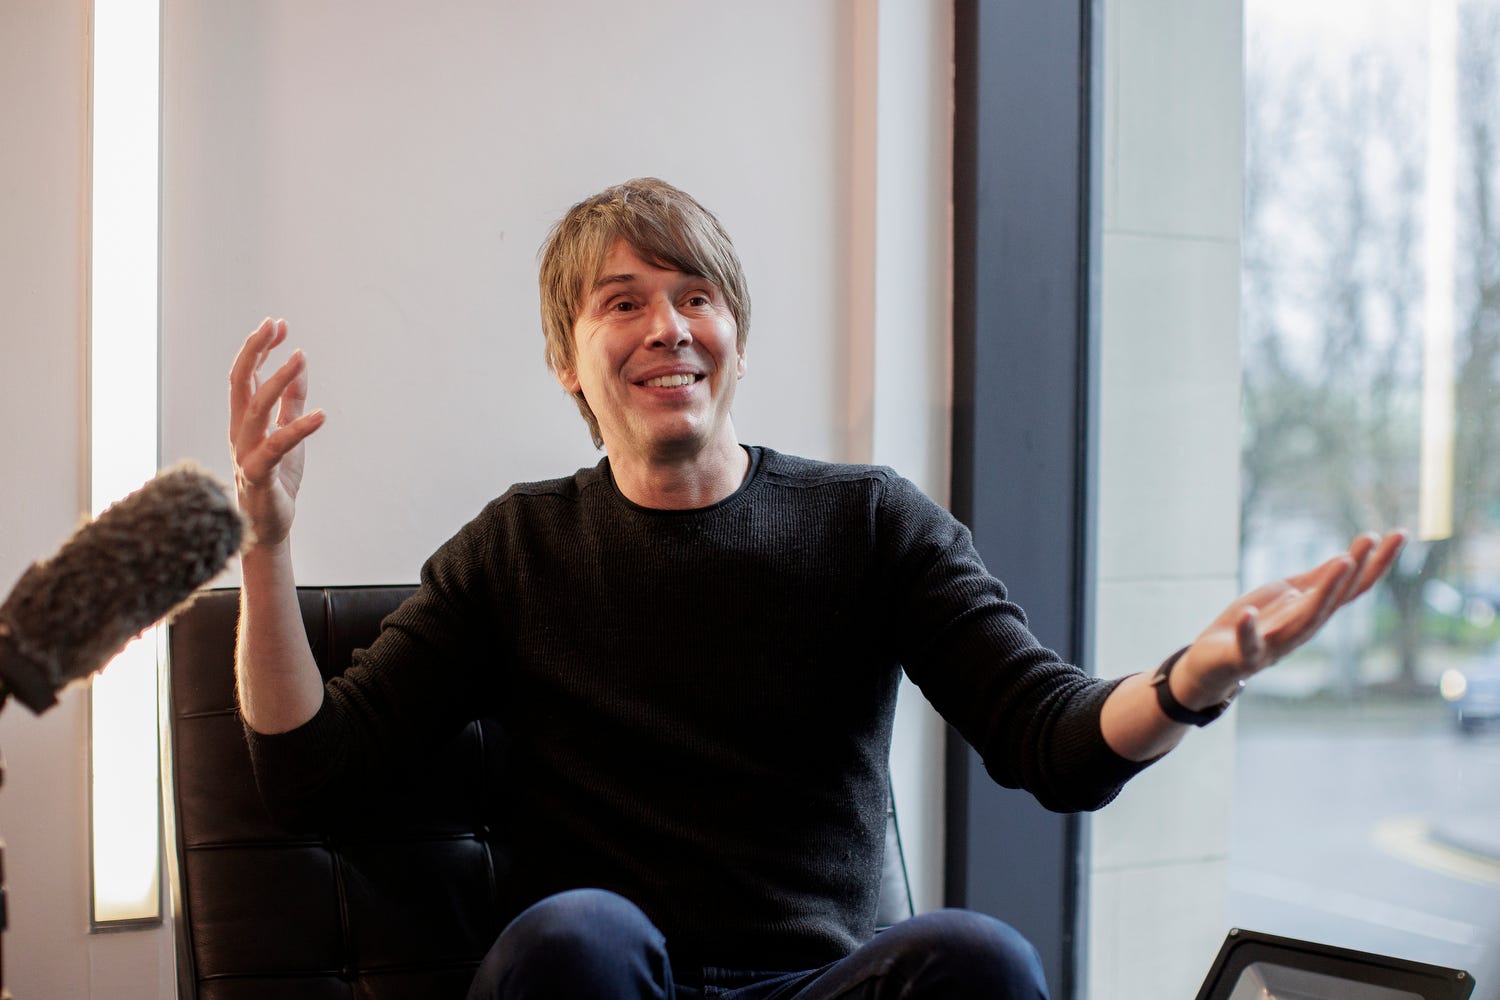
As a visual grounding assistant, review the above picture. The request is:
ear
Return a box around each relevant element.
[735,351,747,380]
[556,366,582,394]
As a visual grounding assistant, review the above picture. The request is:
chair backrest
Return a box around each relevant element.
[165,586,913,1000]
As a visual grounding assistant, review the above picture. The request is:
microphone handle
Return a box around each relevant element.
[2,747,9,999]
[0,627,54,715]
[1,835,8,1000]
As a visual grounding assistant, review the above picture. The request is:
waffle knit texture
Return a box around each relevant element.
[246,446,1152,972]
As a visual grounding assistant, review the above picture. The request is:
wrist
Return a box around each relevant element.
[1173,645,1251,708]
[1150,646,1242,727]
[239,535,295,581]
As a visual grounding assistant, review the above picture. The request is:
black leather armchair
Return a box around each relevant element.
[165,586,914,999]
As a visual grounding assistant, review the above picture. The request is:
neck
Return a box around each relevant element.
[607,437,750,510]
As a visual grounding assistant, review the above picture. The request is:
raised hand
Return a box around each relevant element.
[1173,531,1408,709]
[228,318,326,550]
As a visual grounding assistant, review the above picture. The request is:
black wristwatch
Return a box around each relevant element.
[1149,646,1238,727]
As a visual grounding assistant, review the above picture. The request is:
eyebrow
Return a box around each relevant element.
[590,272,638,293]
[585,268,718,303]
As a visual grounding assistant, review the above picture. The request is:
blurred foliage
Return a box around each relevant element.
[1242,2,1500,690]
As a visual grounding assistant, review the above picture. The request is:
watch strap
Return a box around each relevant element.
[1149,645,1233,727]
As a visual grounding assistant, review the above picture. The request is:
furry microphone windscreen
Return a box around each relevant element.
[0,462,245,714]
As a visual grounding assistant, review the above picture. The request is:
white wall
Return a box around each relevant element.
[160,0,953,975]
[161,0,951,907]
[0,0,92,991]
[0,1,175,996]
[160,1,848,580]
[0,2,952,995]
[852,0,954,920]
[1088,0,1244,996]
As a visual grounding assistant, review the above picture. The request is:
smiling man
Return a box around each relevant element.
[546,229,749,509]
[229,178,1403,1000]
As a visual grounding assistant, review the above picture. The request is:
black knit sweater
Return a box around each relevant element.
[246,447,1149,971]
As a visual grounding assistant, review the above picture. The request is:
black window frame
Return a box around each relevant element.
[946,2,1102,996]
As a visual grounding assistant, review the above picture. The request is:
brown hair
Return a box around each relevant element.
[538,178,751,447]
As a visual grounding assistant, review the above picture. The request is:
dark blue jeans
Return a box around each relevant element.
[466,889,1050,999]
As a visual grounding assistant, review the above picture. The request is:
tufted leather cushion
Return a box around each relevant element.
[165,586,912,999]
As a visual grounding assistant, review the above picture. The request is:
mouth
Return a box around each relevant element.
[637,373,702,388]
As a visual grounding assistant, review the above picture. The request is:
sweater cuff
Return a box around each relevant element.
[993,674,1161,813]
[1075,675,1164,802]
[242,695,348,804]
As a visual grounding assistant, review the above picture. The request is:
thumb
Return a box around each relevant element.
[1237,607,1266,670]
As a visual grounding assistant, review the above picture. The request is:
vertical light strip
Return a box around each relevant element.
[1420,0,1458,542]
[88,0,163,927]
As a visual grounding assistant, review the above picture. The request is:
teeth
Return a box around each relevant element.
[642,373,696,388]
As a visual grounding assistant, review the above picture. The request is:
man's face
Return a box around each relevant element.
[558,239,745,464]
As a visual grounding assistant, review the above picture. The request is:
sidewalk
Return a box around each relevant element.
[1433,812,1500,864]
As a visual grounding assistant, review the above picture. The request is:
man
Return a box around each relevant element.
[229,178,1403,999]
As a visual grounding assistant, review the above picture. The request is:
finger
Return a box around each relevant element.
[1280,550,1356,599]
[235,350,307,450]
[274,352,311,428]
[1307,555,1357,624]
[1263,555,1354,653]
[1278,551,1362,605]
[229,318,282,383]
[228,318,285,424]
[1329,533,1379,605]
[1343,530,1407,603]
[238,409,325,483]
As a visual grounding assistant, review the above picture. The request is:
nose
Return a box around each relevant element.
[645,298,692,349]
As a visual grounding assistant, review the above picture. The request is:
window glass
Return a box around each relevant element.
[1236,0,1500,982]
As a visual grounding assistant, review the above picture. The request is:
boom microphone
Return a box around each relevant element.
[0,462,244,714]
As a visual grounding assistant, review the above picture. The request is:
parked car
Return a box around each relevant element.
[1440,645,1500,733]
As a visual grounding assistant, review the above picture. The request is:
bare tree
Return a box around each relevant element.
[1241,3,1500,691]
[1454,2,1500,543]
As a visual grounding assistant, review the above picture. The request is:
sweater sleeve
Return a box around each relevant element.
[874,473,1154,812]
[244,506,504,818]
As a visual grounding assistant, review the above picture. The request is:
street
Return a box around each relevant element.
[1229,698,1500,984]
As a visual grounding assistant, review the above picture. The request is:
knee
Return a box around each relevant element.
[469,889,670,999]
[883,910,1049,998]
[505,888,660,956]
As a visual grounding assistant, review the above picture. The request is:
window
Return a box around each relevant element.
[89,0,162,927]
[1235,0,1500,979]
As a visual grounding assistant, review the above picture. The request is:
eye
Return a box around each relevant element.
[610,299,637,313]
[685,293,712,308]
